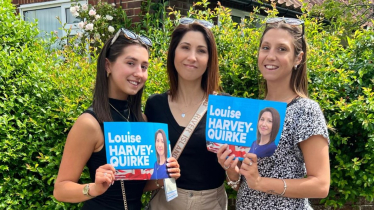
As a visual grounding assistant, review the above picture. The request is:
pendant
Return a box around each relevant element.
[181,113,185,118]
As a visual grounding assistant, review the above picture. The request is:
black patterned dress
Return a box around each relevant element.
[236,97,329,210]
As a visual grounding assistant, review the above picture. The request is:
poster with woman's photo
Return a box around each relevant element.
[103,122,172,180]
[206,95,287,159]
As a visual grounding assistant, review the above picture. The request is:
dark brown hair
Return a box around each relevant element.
[93,34,149,123]
[155,129,168,163]
[256,107,281,144]
[259,21,308,98]
[167,22,220,100]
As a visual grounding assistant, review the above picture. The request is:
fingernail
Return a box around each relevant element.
[166,163,170,167]
[228,150,232,153]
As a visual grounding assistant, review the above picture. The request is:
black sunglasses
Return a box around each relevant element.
[179,17,214,29]
[266,17,305,38]
[110,28,152,47]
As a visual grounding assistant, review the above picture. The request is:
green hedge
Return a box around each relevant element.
[1,0,373,209]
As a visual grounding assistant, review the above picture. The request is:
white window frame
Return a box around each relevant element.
[19,0,86,37]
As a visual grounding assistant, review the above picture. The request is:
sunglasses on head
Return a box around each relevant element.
[266,17,305,38]
[110,28,152,47]
[179,17,214,29]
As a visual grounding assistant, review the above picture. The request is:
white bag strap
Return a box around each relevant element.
[171,98,208,160]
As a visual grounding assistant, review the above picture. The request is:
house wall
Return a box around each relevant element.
[13,0,54,5]
[12,0,144,22]
[103,0,143,22]
[168,0,194,15]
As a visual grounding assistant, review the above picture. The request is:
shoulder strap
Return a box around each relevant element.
[171,98,208,160]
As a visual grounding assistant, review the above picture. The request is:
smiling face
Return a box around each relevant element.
[156,133,165,156]
[106,44,149,100]
[258,28,303,84]
[258,111,273,138]
[174,31,209,83]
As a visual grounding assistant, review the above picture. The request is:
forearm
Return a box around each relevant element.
[54,181,95,203]
[144,179,163,192]
[256,176,329,198]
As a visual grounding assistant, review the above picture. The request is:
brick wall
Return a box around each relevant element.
[12,0,218,23]
[12,0,53,7]
[87,0,143,22]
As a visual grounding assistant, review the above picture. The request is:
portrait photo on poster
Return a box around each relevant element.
[103,122,172,180]
[205,95,287,159]
[248,107,280,158]
[150,129,171,180]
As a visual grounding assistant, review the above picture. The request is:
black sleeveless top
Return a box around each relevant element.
[82,98,147,210]
[145,93,226,190]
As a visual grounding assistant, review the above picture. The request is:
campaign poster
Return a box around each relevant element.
[206,95,287,159]
[104,122,172,180]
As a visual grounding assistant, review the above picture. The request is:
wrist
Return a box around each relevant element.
[88,183,99,197]
[279,179,287,196]
[83,183,97,198]
[226,171,240,181]
[254,176,263,191]
[226,171,241,189]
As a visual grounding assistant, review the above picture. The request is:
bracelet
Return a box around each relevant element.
[155,179,164,189]
[226,171,241,189]
[279,179,287,196]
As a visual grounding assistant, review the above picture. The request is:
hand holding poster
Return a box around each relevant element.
[206,95,287,159]
[104,122,171,180]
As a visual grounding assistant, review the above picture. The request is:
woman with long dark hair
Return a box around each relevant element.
[54,29,180,210]
[217,18,330,209]
[144,19,227,209]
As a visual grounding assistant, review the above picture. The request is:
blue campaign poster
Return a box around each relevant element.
[104,122,171,180]
[206,95,287,159]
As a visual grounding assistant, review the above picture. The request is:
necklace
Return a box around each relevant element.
[156,163,162,170]
[175,96,206,118]
[111,102,130,210]
[253,143,259,152]
[109,103,130,121]
[157,160,166,170]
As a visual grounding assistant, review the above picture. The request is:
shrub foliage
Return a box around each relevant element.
[1,0,373,209]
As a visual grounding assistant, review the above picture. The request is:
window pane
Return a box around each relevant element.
[231,15,242,24]
[65,8,81,24]
[24,7,62,38]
